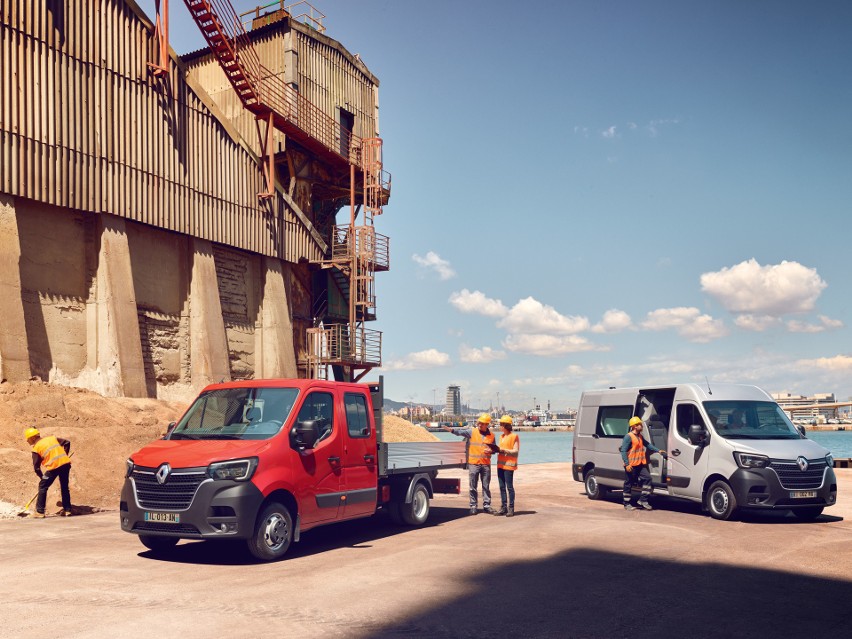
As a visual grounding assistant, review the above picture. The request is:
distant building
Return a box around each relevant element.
[445,385,461,417]
[773,392,838,420]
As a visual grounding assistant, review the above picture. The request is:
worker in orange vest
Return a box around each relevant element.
[495,415,520,517]
[620,417,665,511]
[444,413,496,514]
[25,427,73,518]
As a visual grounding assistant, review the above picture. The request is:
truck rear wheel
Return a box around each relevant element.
[401,483,430,526]
[248,502,292,561]
[584,469,608,500]
[139,535,178,553]
[706,481,738,520]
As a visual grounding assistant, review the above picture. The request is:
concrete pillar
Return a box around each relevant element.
[95,215,147,397]
[257,257,297,379]
[0,195,32,382]
[190,239,231,388]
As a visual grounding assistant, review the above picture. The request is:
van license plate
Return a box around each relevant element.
[144,511,180,523]
[790,491,817,499]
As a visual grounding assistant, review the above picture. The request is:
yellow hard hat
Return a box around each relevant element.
[24,427,40,440]
[499,415,513,425]
[628,416,642,427]
[477,413,492,425]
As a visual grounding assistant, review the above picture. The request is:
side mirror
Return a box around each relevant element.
[163,421,177,439]
[796,424,806,438]
[291,419,321,450]
[688,424,709,447]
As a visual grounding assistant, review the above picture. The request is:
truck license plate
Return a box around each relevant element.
[144,511,180,523]
[790,490,817,499]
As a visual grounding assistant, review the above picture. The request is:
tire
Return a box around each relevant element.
[401,483,430,526]
[791,506,824,521]
[138,535,179,553]
[706,481,738,520]
[247,502,293,562]
[584,469,608,500]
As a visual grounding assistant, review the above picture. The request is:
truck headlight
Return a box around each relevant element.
[734,452,770,469]
[826,453,834,468]
[125,458,134,478]
[208,457,258,481]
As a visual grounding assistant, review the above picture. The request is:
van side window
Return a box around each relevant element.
[676,404,707,439]
[596,406,632,437]
[344,393,371,438]
[297,391,334,443]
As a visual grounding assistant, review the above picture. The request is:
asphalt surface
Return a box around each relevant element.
[1,464,850,639]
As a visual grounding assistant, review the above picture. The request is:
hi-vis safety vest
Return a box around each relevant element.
[626,432,647,467]
[32,436,71,471]
[469,428,495,465]
[497,433,519,471]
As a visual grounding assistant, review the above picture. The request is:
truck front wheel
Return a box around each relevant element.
[401,483,430,526]
[139,535,178,553]
[248,502,293,561]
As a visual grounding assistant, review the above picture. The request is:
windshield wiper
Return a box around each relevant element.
[169,432,199,440]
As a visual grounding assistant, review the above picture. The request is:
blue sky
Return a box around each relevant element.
[150,1,852,411]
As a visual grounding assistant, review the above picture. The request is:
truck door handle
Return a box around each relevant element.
[671,449,681,457]
[363,454,375,463]
[328,456,341,466]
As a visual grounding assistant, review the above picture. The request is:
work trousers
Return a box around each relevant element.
[497,467,515,509]
[468,463,492,509]
[623,464,651,505]
[36,463,72,514]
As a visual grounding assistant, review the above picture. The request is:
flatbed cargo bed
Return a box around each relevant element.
[379,441,467,476]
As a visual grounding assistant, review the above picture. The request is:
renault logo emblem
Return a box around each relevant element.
[797,457,809,472]
[156,463,171,485]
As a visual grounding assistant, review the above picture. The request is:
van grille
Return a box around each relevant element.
[131,467,207,510]
[768,459,827,490]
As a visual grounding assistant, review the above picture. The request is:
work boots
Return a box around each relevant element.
[638,500,653,511]
[506,507,514,517]
[494,506,507,516]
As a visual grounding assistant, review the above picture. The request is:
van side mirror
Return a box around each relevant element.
[796,424,806,438]
[291,419,321,450]
[688,424,709,447]
[163,421,177,439]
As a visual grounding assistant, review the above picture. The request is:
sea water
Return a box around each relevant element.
[431,429,852,465]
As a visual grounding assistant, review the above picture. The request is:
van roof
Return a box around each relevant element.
[581,383,771,402]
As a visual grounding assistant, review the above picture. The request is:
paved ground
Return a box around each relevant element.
[1,464,850,639]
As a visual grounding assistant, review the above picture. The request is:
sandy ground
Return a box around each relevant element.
[0,382,434,518]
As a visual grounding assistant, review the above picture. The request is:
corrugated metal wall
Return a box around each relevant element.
[0,0,324,263]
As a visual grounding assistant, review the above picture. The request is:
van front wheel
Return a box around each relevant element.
[791,506,823,521]
[584,469,608,500]
[248,502,293,561]
[706,481,738,520]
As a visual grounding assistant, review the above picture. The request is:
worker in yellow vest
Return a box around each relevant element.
[25,427,73,518]
[495,415,520,517]
[444,413,496,514]
[620,417,665,511]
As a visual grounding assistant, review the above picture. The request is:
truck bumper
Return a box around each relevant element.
[120,476,264,540]
[729,466,838,510]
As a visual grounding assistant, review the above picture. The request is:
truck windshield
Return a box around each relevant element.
[703,401,801,440]
[170,387,299,441]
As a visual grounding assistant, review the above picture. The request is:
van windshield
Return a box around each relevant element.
[170,387,299,441]
[703,401,801,440]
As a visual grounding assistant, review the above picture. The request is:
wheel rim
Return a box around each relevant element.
[413,489,428,519]
[586,475,597,495]
[262,513,289,551]
[711,488,728,514]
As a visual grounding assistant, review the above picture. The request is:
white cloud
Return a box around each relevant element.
[591,309,632,334]
[735,314,780,332]
[382,349,450,371]
[412,251,456,280]
[700,259,827,316]
[787,315,843,333]
[818,315,844,329]
[602,125,617,139]
[448,289,508,318]
[795,355,852,371]
[502,333,607,356]
[459,344,506,364]
[497,297,589,335]
[641,307,727,343]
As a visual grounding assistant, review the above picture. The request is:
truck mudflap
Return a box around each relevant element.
[120,475,264,540]
[728,466,838,510]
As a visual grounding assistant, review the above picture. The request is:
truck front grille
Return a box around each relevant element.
[131,467,207,510]
[133,522,200,535]
[769,459,827,490]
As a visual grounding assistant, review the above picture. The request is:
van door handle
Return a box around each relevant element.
[671,449,681,457]
[363,454,375,463]
[328,456,341,466]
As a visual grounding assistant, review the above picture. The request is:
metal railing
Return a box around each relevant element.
[239,1,326,33]
[305,325,382,376]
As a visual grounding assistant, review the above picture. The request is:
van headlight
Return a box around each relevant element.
[826,453,834,468]
[734,452,769,469]
[125,458,134,478]
[208,457,258,481]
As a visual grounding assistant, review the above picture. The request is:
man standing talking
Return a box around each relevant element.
[620,417,665,511]
[25,427,73,518]
[444,413,495,514]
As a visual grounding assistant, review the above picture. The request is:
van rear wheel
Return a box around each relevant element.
[791,506,824,521]
[584,469,608,500]
[706,481,738,520]
[401,484,430,526]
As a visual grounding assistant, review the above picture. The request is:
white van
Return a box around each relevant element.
[571,383,837,520]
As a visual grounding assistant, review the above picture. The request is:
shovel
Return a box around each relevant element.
[17,451,74,517]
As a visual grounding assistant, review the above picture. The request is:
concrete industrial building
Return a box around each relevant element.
[445,385,461,417]
[0,1,389,400]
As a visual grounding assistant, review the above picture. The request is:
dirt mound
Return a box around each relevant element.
[0,382,437,518]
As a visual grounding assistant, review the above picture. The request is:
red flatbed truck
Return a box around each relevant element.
[120,377,466,561]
